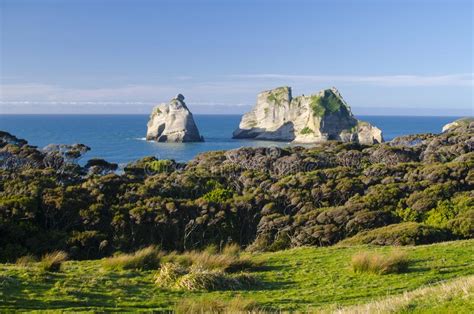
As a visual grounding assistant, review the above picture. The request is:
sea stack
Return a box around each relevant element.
[233,86,383,145]
[146,94,203,142]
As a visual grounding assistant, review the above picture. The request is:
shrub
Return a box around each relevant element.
[351,251,409,275]
[396,206,424,222]
[39,251,68,272]
[146,159,174,174]
[338,222,451,246]
[425,200,459,228]
[15,255,37,266]
[102,246,162,270]
[202,188,233,203]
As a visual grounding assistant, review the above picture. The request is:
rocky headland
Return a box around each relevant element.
[442,117,474,133]
[146,94,203,142]
[233,86,382,145]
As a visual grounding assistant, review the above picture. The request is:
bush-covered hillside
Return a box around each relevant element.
[0,122,472,261]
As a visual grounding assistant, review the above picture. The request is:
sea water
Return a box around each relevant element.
[0,115,461,164]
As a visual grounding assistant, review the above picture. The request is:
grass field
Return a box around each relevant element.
[1,240,473,312]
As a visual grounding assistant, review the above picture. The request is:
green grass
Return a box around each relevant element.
[0,240,473,311]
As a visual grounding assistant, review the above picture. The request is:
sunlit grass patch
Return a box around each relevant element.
[331,275,474,314]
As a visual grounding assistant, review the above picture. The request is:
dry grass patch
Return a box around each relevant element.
[351,250,409,275]
[175,296,262,313]
[154,262,187,287]
[39,251,68,272]
[102,246,162,270]
[331,275,474,314]
[162,244,259,273]
[15,255,38,266]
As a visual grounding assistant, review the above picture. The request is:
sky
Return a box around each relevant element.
[0,0,473,115]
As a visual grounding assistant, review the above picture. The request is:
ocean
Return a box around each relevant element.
[0,115,460,165]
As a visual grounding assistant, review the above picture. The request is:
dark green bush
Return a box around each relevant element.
[338,222,451,246]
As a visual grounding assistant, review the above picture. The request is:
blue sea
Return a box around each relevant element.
[0,115,460,165]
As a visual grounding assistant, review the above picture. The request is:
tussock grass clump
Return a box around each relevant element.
[154,262,187,287]
[160,243,258,273]
[222,243,240,256]
[176,268,257,291]
[39,251,68,272]
[15,254,38,266]
[156,263,258,291]
[155,244,260,291]
[175,296,260,313]
[102,246,162,270]
[351,250,409,275]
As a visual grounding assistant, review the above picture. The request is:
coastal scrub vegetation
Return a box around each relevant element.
[0,122,472,262]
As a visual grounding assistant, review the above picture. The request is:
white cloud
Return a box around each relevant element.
[230,73,474,87]
[0,73,472,114]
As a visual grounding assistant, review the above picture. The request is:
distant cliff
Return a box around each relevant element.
[442,117,474,133]
[233,86,382,145]
[146,94,203,142]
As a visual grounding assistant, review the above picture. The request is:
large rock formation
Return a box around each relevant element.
[233,87,383,145]
[146,94,203,142]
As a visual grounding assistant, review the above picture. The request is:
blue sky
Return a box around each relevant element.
[0,0,472,115]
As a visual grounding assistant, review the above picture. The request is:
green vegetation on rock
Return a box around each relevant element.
[300,127,314,135]
[309,90,346,117]
[266,86,289,107]
[310,95,326,117]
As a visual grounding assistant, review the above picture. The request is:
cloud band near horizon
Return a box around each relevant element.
[0,73,472,115]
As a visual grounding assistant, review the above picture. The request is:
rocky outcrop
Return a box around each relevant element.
[442,117,474,132]
[232,87,383,145]
[146,94,203,142]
